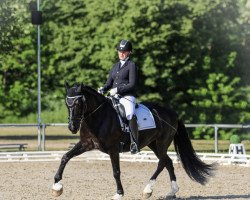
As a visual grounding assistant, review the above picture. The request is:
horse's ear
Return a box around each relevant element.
[76,83,84,93]
[65,81,70,91]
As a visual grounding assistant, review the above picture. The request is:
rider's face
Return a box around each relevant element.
[118,50,130,60]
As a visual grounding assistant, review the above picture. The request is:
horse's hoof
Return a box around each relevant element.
[143,179,155,199]
[142,192,152,199]
[51,182,63,197]
[111,193,123,200]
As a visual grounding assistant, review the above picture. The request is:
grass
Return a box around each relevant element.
[0,126,249,154]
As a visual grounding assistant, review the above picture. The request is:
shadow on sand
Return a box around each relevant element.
[156,194,250,200]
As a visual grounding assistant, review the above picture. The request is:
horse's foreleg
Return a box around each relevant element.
[52,142,86,197]
[54,142,85,183]
[109,151,124,200]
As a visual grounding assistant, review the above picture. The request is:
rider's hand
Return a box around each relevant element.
[98,87,104,95]
[110,87,118,96]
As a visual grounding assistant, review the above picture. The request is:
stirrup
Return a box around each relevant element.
[130,142,139,154]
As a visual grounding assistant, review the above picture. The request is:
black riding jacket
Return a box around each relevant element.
[103,59,138,96]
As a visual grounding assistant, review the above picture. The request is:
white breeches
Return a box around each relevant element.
[119,95,136,120]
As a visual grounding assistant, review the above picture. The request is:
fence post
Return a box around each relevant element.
[38,124,41,151]
[214,126,218,153]
[41,124,46,151]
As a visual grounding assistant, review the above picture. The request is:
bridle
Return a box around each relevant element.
[66,95,87,123]
[66,94,106,123]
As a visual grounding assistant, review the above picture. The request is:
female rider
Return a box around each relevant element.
[98,39,139,154]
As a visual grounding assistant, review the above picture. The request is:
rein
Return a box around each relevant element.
[83,101,106,120]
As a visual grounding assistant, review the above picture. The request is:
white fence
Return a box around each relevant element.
[185,124,250,153]
[0,123,249,153]
[0,150,249,166]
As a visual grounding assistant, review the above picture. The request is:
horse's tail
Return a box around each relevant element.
[174,119,216,185]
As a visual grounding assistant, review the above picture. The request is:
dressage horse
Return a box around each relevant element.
[52,82,216,199]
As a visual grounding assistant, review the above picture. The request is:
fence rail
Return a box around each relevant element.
[0,150,249,166]
[0,123,249,153]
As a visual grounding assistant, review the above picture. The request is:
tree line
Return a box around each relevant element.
[0,0,250,139]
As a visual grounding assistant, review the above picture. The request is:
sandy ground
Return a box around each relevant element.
[0,160,249,200]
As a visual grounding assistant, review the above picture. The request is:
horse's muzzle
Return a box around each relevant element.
[68,122,79,134]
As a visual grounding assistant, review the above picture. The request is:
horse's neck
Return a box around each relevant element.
[85,97,117,132]
[84,88,105,108]
[86,95,103,112]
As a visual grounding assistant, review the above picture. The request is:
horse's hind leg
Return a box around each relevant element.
[143,142,179,199]
[143,142,164,199]
[164,154,179,198]
[143,158,165,199]
[52,141,86,197]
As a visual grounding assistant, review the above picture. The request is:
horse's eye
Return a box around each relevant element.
[75,100,82,106]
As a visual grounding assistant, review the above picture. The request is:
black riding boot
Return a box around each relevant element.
[129,115,139,154]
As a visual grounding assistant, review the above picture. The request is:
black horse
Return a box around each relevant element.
[52,82,216,199]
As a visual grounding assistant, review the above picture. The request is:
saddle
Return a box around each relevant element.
[108,96,156,132]
[109,96,130,132]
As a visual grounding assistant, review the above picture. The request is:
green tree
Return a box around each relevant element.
[0,0,19,54]
[0,0,249,137]
[0,0,37,119]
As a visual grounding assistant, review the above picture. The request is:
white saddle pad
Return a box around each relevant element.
[135,104,156,131]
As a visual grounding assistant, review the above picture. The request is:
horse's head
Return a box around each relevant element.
[65,82,106,134]
[65,82,86,134]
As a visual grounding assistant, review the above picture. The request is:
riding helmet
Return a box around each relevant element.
[116,40,132,52]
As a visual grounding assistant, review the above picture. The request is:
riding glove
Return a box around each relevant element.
[110,87,118,96]
[98,87,104,94]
